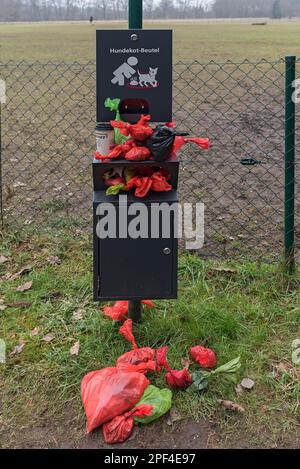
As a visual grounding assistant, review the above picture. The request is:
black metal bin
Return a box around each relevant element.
[93,189,178,301]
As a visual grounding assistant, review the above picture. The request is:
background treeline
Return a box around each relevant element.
[1,0,300,22]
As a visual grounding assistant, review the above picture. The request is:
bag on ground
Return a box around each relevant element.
[116,319,156,373]
[103,404,153,444]
[81,367,149,433]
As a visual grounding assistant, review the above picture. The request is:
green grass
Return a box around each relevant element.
[1,20,300,62]
[0,227,299,448]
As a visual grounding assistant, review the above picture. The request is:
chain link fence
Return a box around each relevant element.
[0,59,298,261]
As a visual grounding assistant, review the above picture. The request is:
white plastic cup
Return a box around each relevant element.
[95,123,115,155]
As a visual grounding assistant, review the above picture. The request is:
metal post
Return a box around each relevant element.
[128,0,143,321]
[284,56,296,274]
[0,101,3,229]
[128,0,143,29]
[128,300,142,322]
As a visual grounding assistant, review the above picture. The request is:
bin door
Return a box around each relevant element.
[95,201,178,300]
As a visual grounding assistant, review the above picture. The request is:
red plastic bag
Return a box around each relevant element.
[111,115,153,142]
[117,361,156,374]
[103,301,129,321]
[125,176,152,197]
[189,345,217,369]
[95,140,135,160]
[141,300,155,308]
[165,369,192,389]
[172,136,210,154]
[125,146,151,161]
[135,177,153,197]
[81,367,149,433]
[105,177,126,187]
[117,319,156,373]
[103,300,154,322]
[103,404,153,444]
[156,346,192,389]
[125,170,172,198]
[151,172,172,192]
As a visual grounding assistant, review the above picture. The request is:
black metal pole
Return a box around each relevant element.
[128,299,142,322]
[284,56,296,274]
[128,0,143,322]
[0,99,3,229]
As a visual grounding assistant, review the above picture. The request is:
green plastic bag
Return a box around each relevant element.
[134,385,172,425]
[104,97,129,145]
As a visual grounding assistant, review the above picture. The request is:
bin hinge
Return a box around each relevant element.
[97,276,101,296]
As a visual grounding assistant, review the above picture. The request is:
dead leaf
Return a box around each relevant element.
[30,327,40,337]
[273,361,291,374]
[240,378,255,391]
[70,341,80,356]
[218,399,245,413]
[0,255,9,264]
[16,281,33,292]
[181,357,191,369]
[6,301,32,308]
[42,333,54,343]
[272,361,300,380]
[47,256,61,266]
[166,407,184,426]
[10,341,26,357]
[235,384,243,395]
[1,272,12,280]
[0,305,7,312]
[10,265,32,281]
[211,267,237,274]
[72,309,83,322]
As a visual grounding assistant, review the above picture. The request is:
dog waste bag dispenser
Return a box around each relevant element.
[96,29,172,123]
[94,28,178,302]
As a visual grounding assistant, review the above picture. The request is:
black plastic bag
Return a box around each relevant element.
[146,125,189,162]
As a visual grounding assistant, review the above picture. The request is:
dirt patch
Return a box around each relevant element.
[4,415,299,450]
[1,414,216,450]
[72,419,216,450]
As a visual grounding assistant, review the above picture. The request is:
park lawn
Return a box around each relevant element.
[0,226,299,448]
[0,20,300,63]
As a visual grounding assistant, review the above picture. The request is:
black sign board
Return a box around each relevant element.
[96,29,173,123]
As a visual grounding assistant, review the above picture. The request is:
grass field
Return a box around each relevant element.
[1,20,300,62]
[0,228,299,448]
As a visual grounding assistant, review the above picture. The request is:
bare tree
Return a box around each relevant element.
[2,0,300,22]
[144,0,154,18]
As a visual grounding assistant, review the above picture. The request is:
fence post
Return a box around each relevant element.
[128,0,143,322]
[0,101,3,229]
[284,56,296,274]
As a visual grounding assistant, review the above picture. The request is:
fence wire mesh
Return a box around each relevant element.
[0,59,298,261]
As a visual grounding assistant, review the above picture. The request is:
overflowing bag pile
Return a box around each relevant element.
[95,113,210,163]
[81,309,242,444]
[81,319,172,444]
